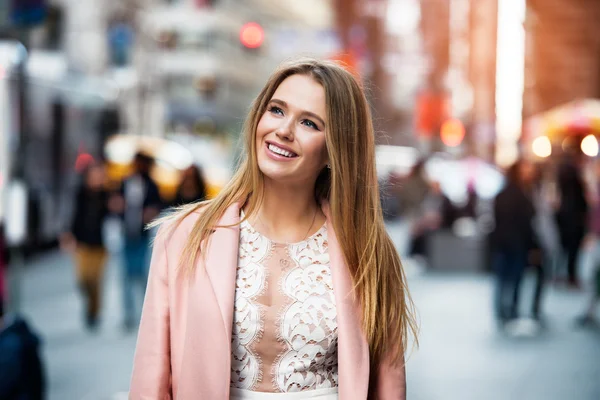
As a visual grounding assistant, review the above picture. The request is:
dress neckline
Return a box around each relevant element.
[240,210,326,246]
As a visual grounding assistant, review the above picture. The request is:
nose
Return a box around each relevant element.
[275,118,294,142]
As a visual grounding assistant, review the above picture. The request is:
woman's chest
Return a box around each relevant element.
[231,224,339,392]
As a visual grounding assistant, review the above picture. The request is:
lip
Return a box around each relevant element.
[264,141,299,161]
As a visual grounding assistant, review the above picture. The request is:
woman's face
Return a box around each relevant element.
[255,74,328,186]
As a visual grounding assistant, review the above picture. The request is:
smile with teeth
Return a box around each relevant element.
[268,143,297,158]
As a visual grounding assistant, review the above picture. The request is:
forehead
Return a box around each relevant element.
[271,74,326,117]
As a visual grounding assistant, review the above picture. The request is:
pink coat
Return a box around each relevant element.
[130,202,406,399]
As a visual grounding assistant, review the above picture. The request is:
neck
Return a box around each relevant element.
[252,178,323,243]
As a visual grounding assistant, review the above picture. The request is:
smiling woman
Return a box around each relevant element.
[257,75,328,185]
[130,58,418,400]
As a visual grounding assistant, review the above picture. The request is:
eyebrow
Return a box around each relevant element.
[270,98,326,128]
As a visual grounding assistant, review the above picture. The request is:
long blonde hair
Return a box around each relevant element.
[157,58,418,367]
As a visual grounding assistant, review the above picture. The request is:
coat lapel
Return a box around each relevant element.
[179,203,241,399]
[204,202,241,341]
[322,202,371,399]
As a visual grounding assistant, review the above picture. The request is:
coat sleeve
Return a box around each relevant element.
[130,227,172,399]
[375,352,406,400]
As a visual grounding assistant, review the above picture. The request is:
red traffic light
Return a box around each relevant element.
[240,22,264,49]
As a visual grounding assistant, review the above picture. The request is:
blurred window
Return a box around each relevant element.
[165,76,220,102]
[159,29,221,52]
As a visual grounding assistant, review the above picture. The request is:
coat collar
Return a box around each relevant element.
[192,201,370,398]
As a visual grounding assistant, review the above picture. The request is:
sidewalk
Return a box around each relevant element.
[17,251,134,400]
[406,273,600,400]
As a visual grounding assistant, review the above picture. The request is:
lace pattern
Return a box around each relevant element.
[231,217,338,393]
[230,223,271,389]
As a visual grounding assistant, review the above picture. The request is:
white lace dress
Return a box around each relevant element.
[230,216,339,400]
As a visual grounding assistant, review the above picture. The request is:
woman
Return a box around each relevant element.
[61,163,110,331]
[130,59,418,399]
[491,159,539,325]
[172,165,208,206]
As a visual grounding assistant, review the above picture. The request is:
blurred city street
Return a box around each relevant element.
[2,0,600,399]
[14,227,600,400]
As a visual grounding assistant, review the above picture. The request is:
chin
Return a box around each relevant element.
[258,163,294,182]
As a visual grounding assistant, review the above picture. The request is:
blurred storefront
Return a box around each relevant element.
[1,0,133,247]
[2,0,341,246]
[125,0,339,189]
[523,0,600,119]
[520,0,600,162]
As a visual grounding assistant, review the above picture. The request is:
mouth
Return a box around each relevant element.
[265,141,298,159]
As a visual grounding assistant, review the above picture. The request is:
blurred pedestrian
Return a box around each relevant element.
[576,254,599,327]
[576,160,600,327]
[400,159,430,219]
[1,221,46,399]
[130,59,418,399]
[398,159,431,258]
[172,165,207,206]
[0,314,46,400]
[409,180,450,263]
[379,171,402,221]
[61,163,110,331]
[555,153,588,287]
[529,162,559,321]
[492,159,540,325]
[114,152,162,331]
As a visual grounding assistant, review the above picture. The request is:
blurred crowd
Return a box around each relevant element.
[0,153,207,398]
[380,149,599,329]
[61,153,208,331]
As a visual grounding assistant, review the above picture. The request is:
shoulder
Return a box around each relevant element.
[153,203,210,247]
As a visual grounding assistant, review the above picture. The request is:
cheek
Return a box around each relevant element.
[256,113,277,138]
[303,136,328,165]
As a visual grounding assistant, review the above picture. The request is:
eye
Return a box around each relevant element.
[268,106,284,116]
[301,119,319,130]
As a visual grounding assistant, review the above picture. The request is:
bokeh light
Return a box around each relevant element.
[440,118,465,147]
[532,136,552,158]
[240,22,264,49]
[581,134,598,157]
